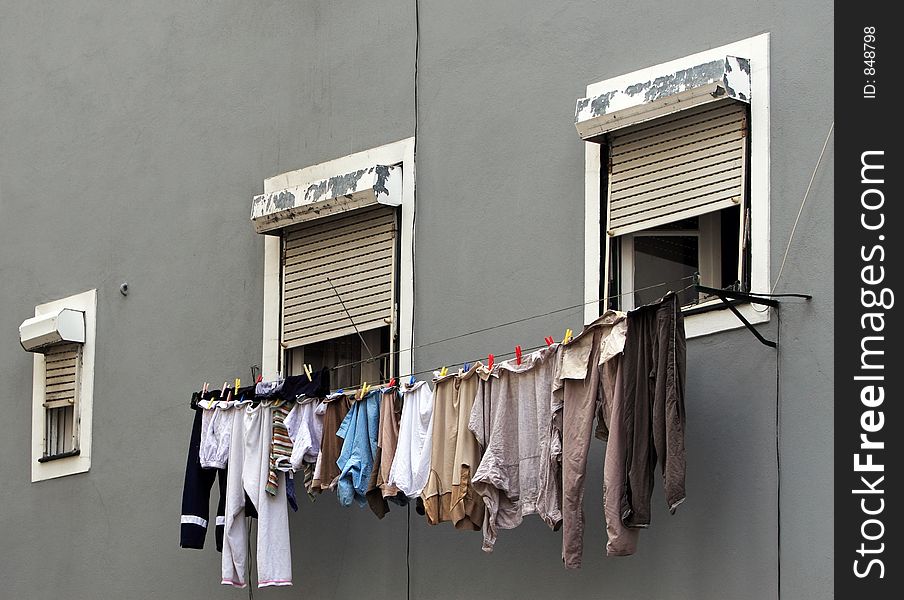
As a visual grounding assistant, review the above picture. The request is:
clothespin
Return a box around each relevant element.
[256,374,263,383]
[409,375,416,385]
[235,378,241,392]
[515,346,522,365]
[544,336,555,347]
[388,377,397,388]
[463,362,472,372]
[439,366,448,378]
[304,364,313,382]
[360,382,369,399]
[487,354,494,370]
[563,328,574,345]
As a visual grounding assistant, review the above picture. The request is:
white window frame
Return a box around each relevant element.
[261,138,416,380]
[584,33,771,337]
[30,289,96,482]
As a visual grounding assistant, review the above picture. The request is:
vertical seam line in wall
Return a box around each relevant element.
[408,3,419,600]
[410,0,420,373]
[775,310,782,600]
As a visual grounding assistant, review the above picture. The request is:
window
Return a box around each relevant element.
[281,205,399,385]
[25,289,97,482]
[41,342,82,461]
[578,35,770,338]
[601,100,749,310]
[255,138,416,383]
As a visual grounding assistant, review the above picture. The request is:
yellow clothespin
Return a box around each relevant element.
[563,328,574,345]
[360,382,369,399]
[439,366,448,378]
[304,364,313,382]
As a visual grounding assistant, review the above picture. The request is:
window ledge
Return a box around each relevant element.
[684,299,770,340]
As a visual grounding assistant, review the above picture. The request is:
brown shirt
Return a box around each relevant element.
[313,393,352,491]
[367,387,404,518]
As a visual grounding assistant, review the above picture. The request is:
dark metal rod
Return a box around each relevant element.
[713,291,777,348]
[696,283,781,308]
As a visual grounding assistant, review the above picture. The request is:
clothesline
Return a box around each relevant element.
[181,290,689,588]
[330,275,695,384]
[327,275,700,376]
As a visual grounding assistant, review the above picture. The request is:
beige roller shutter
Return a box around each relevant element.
[607,100,748,236]
[43,343,80,409]
[282,205,398,348]
[43,342,80,458]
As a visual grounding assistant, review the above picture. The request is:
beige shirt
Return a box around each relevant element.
[421,364,485,530]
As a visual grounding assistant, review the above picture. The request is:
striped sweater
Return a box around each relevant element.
[265,404,294,496]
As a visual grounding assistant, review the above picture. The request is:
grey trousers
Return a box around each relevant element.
[621,292,687,528]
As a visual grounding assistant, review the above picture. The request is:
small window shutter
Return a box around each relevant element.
[44,343,80,409]
[607,100,748,236]
[43,342,80,457]
[282,205,397,348]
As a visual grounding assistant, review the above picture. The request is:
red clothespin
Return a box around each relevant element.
[515,346,522,365]
[487,354,494,370]
[256,374,263,383]
[544,336,554,347]
[388,377,397,388]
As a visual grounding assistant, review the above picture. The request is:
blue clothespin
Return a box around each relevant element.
[409,375,416,385]
[463,362,472,372]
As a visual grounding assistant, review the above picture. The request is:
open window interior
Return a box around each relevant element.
[286,327,392,389]
[278,204,400,387]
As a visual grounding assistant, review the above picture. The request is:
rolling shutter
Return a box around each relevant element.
[607,100,748,236]
[44,343,80,408]
[43,342,80,457]
[282,205,397,348]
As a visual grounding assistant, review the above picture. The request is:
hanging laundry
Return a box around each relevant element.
[551,311,637,568]
[335,389,382,507]
[277,368,331,403]
[255,377,284,398]
[180,391,228,552]
[285,397,327,469]
[621,291,687,528]
[366,385,407,518]
[387,380,435,498]
[421,364,485,530]
[199,395,233,470]
[448,364,485,530]
[265,402,294,495]
[221,404,292,588]
[312,391,352,491]
[468,345,559,552]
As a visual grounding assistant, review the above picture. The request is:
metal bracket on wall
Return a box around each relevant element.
[693,277,812,348]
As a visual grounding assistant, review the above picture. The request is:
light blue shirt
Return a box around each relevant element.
[335,389,381,507]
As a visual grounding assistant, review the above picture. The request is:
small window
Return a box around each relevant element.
[40,342,82,461]
[603,101,749,311]
[25,289,96,482]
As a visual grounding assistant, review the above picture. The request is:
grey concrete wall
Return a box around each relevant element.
[0,1,833,599]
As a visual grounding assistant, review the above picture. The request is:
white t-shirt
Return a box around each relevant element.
[386,380,435,498]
